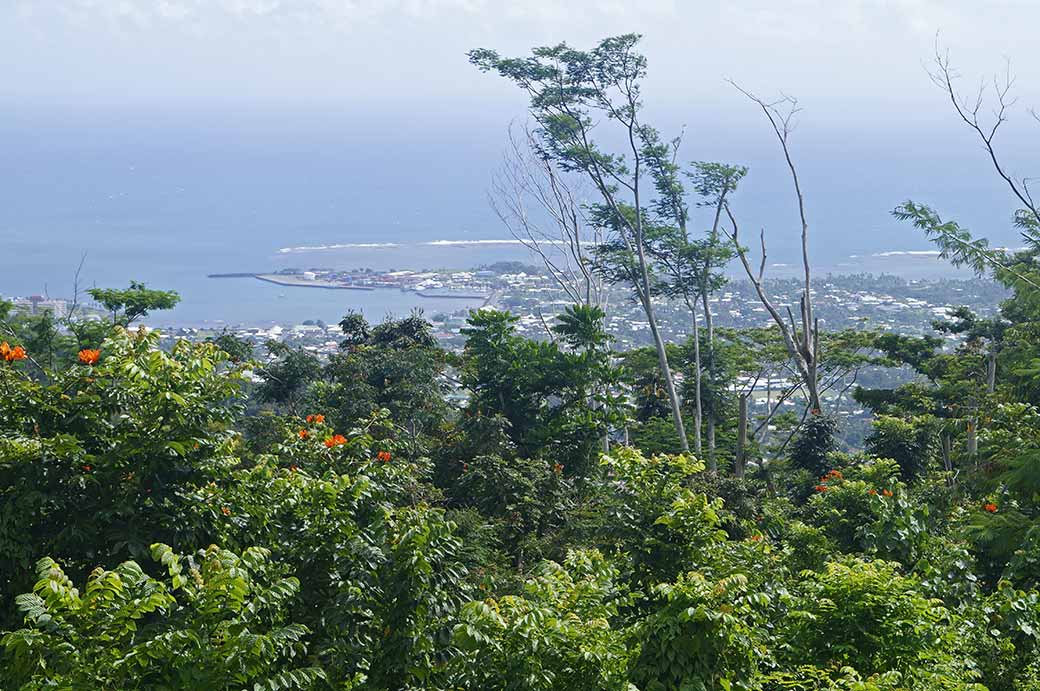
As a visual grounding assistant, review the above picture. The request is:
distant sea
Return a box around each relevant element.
[0,109,980,328]
[1,237,975,328]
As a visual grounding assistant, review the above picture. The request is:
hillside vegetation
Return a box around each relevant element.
[4,34,1040,690]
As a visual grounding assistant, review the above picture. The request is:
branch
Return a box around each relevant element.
[930,42,1039,223]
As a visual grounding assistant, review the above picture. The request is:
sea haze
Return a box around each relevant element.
[0,108,989,326]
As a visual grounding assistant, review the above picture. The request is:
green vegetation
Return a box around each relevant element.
[4,33,1040,691]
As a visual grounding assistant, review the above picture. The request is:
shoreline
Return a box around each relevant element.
[209,272,493,300]
[254,274,375,291]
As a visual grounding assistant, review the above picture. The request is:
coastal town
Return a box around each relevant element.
[6,264,1006,360]
[190,264,1006,356]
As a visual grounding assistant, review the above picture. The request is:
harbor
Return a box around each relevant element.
[209,267,497,301]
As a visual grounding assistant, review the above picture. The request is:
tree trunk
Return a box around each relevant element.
[735,393,748,479]
[645,293,689,453]
[686,298,703,458]
[706,419,716,472]
[634,235,689,453]
[987,349,997,393]
[700,289,716,468]
[628,151,689,453]
[805,314,822,412]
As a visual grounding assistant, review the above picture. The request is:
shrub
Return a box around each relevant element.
[630,572,770,691]
[779,559,969,682]
[1,544,323,689]
[451,549,631,690]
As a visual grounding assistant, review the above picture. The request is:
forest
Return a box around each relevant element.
[3,35,1040,690]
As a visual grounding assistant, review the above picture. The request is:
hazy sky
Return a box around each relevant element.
[4,0,1040,270]
[7,0,1040,114]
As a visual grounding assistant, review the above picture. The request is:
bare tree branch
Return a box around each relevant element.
[930,41,1039,223]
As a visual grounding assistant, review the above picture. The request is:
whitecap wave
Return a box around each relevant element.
[871,250,942,258]
[277,242,400,253]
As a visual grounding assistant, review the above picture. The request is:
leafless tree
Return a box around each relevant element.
[929,43,1039,230]
[723,84,823,412]
[490,124,608,311]
[921,42,1040,459]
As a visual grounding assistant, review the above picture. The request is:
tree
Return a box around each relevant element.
[459,308,625,470]
[87,281,180,326]
[789,413,838,478]
[470,34,690,452]
[641,158,746,467]
[254,340,321,415]
[319,310,450,450]
[206,328,254,363]
[686,162,745,467]
[866,415,939,480]
[552,304,627,453]
[491,124,607,310]
[723,86,823,413]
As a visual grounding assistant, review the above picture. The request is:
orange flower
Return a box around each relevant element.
[1,342,27,362]
[377,450,392,462]
[305,414,315,423]
[868,488,878,496]
[289,464,299,472]
[82,464,92,472]
[983,502,998,513]
[462,463,469,472]
[298,429,308,440]
[882,489,893,497]
[77,349,101,365]
[221,506,231,516]
[814,485,828,492]
[553,462,564,474]
[323,435,346,448]
[826,469,843,480]
[749,534,762,542]
[314,414,325,424]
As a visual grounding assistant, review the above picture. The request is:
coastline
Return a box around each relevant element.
[254,274,375,291]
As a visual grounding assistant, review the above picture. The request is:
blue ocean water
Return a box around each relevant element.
[0,108,986,326]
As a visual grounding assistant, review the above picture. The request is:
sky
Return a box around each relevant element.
[3,0,1040,278]
[7,1,1039,113]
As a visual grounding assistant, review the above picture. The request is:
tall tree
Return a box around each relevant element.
[687,163,743,466]
[723,86,823,413]
[470,34,690,452]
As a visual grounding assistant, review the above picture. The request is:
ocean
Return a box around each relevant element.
[0,108,983,327]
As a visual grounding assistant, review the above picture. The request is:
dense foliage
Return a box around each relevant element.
[2,288,1039,689]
